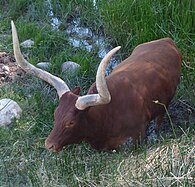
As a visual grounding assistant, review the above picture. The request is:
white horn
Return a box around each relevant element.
[11,21,70,98]
[75,46,121,110]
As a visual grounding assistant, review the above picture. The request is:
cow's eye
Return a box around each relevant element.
[65,121,74,128]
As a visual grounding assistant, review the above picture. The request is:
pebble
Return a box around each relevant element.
[36,62,51,70]
[21,39,34,48]
[61,61,81,73]
[2,65,9,72]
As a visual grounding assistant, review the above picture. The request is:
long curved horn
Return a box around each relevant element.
[75,46,121,110]
[11,21,70,98]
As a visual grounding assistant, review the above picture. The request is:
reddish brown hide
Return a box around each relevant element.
[45,38,182,152]
[11,22,181,152]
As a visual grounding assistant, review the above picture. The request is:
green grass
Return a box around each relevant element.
[98,0,195,104]
[0,0,194,186]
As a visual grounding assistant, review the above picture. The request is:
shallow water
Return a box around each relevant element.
[46,0,120,74]
[46,0,61,30]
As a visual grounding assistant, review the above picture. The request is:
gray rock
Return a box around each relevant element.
[21,39,34,48]
[61,61,81,73]
[0,99,22,127]
[36,62,51,70]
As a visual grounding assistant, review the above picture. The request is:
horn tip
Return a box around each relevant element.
[113,46,121,53]
[11,20,16,32]
[11,20,14,27]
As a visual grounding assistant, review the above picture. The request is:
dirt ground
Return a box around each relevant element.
[0,52,24,86]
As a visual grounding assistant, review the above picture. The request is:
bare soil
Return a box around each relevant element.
[0,52,24,86]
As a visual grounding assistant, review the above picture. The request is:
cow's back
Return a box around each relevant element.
[108,37,182,117]
[86,38,182,149]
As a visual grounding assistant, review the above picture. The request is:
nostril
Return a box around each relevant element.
[48,144,54,150]
[45,139,55,151]
[45,139,62,152]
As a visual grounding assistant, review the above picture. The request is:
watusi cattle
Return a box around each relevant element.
[11,21,182,152]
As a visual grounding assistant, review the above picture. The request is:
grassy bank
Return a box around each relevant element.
[0,0,194,186]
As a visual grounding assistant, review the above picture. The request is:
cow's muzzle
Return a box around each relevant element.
[45,138,62,152]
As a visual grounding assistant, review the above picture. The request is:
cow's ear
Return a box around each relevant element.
[72,86,81,95]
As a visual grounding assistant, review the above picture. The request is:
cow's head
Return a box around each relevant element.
[11,21,120,152]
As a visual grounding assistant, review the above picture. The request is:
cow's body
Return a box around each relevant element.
[84,38,181,150]
[11,22,182,152]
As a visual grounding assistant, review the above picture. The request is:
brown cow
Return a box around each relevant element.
[11,21,182,152]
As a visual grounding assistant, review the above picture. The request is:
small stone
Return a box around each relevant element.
[2,65,10,72]
[4,71,9,75]
[61,61,81,73]
[21,39,34,48]
[0,77,5,81]
[36,62,51,70]
[0,99,22,127]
